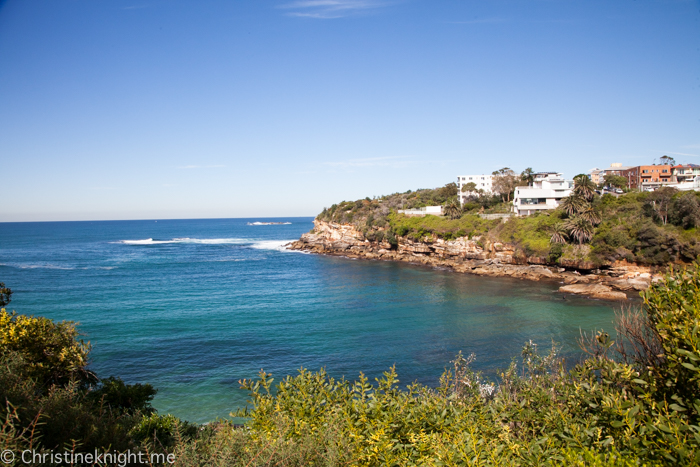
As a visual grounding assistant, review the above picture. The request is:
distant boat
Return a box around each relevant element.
[247,222,292,226]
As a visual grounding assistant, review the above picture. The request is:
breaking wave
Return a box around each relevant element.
[0,263,75,270]
[118,238,248,245]
[249,240,294,252]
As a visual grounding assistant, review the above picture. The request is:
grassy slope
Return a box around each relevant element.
[316,185,700,267]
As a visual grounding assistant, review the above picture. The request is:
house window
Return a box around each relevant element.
[520,198,546,205]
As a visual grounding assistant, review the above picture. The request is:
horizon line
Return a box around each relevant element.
[0,215,318,224]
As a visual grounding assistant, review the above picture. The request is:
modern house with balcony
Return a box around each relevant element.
[672,164,700,183]
[512,173,574,216]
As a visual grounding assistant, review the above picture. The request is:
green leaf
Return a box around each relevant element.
[658,424,674,434]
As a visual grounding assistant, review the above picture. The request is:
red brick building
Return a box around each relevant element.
[619,166,640,189]
[618,165,672,190]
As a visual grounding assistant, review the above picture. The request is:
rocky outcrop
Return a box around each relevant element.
[288,220,662,301]
[558,284,628,301]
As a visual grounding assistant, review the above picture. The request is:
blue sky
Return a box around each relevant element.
[1,0,698,221]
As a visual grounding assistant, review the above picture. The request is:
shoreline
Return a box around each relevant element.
[287,220,663,301]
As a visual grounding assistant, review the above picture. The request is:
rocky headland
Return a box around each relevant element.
[288,220,662,301]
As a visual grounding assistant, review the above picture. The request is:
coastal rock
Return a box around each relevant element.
[399,243,432,254]
[560,283,612,295]
[604,278,650,292]
[559,283,627,301]
[558,259,597,270]
[289,219,659,298]
[592,290,629,301]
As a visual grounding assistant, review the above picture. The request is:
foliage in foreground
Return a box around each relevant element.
[0,306,192,458]
[172,263,700,466]
[3,261,700,465]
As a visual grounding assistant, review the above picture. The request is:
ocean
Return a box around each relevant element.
[0,218,622,423]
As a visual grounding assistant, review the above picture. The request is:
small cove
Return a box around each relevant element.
[0,218,625,423]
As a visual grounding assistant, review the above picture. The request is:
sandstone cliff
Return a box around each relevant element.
[288,219,660,301]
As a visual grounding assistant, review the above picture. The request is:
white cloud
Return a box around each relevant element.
[665,151,700,158]
[279,0,389,19]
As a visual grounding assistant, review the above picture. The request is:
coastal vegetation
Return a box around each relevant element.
[316,183,700,268]
[2,262,700,465]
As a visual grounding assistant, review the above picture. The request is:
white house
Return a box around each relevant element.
[641,175,700,192]
[457,174,494,204]
[678,175,700,191]
[512,173,574,216]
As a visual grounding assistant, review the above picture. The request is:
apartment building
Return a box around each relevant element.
[588,168,603,185]
[457,174,493,204]
[639,165,672,184]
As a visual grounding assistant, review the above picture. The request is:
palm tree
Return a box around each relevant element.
[573,174,597,201]
[521,167,535,186]
[559,194,587,217]
[564,216,595,244]
[444,200,462,220]
[579,206,602,225]
[550,223,569,244]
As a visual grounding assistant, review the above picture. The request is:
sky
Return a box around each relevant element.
[0,0,699,221]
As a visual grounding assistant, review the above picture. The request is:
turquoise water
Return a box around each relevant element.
[0,218,621,423]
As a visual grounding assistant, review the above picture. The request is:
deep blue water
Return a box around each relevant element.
[0,218,621,423]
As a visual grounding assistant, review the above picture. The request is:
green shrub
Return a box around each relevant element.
[0,309,95,389]
[130,413,196,448]
[0,295,173,453]
[88,376,157,415]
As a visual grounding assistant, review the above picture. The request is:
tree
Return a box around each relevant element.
[443,200,462,220]
[670,192,700,229]
[564,216,595,244]
[491,168,522,202]
[647,187,677,225]
[603,174,628,190]
[659,155,676,166]
[461,182,477,193]
[579,206,602,226]
[559,194,587,217]
[550,223,569,244]
[521,167,535,186]
[0,282,11,308]
[436,182,459,201]
[573,174,597,201]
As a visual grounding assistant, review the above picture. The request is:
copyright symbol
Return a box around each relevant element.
[0,450,14,464]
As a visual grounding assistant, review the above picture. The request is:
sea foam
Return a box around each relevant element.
[119,238,248,245]
[250,240,294,252]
